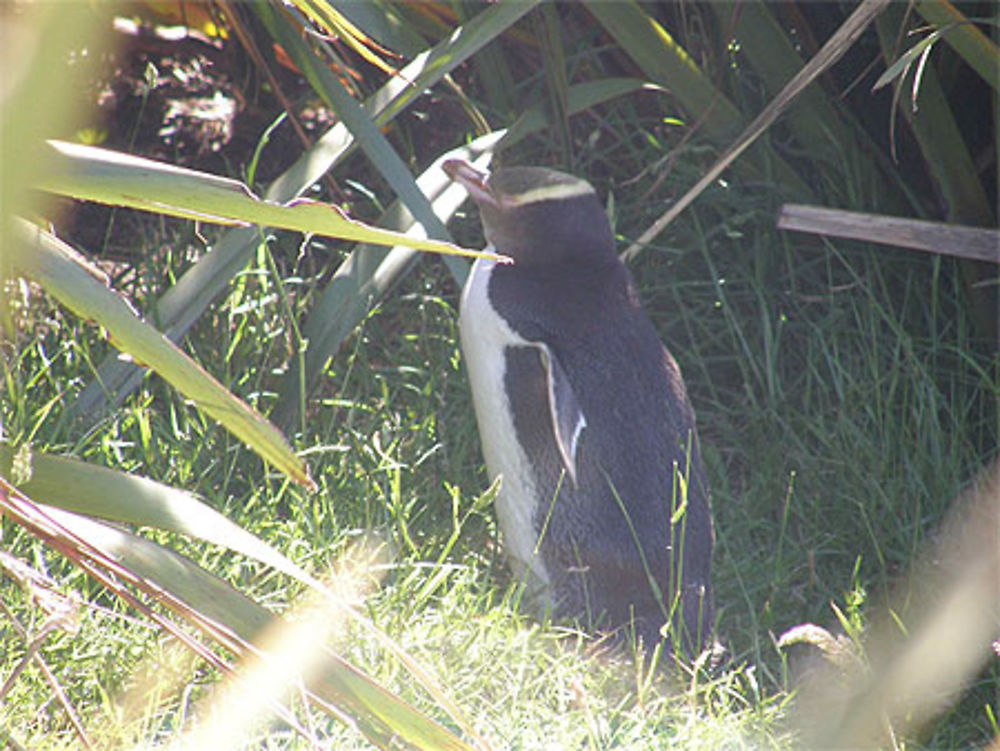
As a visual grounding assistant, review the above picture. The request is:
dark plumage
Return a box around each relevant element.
[445,160,714,653]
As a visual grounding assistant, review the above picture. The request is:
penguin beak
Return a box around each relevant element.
[443,159,499,210]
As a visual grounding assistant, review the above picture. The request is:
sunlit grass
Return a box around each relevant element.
[4,179,995,746]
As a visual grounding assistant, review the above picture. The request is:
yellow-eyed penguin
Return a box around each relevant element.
[445,160,714,653]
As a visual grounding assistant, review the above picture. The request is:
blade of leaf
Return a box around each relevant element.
[910,37,936,111]
[873,28,942,90]
[0,444,324,589]
[40,140,488,260]
[915,0,999,91]
[11,219,315,491]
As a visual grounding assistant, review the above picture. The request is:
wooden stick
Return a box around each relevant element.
[778,204,999,265]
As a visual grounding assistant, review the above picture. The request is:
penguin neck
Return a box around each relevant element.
[497,252,627,289]
[497,248,621,281]
[485,253,640,344]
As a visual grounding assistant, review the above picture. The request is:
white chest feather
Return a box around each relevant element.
[459,256,552,595]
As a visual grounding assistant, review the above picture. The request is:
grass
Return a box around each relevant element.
[4,165,996,748]
[3,6,998,748]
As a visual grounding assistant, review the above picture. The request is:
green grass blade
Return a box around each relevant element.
[0,444,323,588]
[11,219,315,491]
[915,0,1000,91]
[40,140,485,260]
[873,28,944,91]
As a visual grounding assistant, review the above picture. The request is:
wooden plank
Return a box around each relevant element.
[777,204,1000,264]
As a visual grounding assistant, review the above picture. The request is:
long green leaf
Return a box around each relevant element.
[915,0,999,91]
[11,219,315,491]
[40,140,487,260]
[873,26,947,91]
[0,444,323,588]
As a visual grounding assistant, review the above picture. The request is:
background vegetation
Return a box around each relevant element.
[2,2,997,749]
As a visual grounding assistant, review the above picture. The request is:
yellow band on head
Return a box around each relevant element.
[498,180,595,208]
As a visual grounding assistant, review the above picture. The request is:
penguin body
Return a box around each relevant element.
[447,161,714,652]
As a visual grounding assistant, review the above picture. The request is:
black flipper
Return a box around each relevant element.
[534,342,586,486]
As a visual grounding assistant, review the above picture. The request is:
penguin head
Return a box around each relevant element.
[444,160,616,269]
